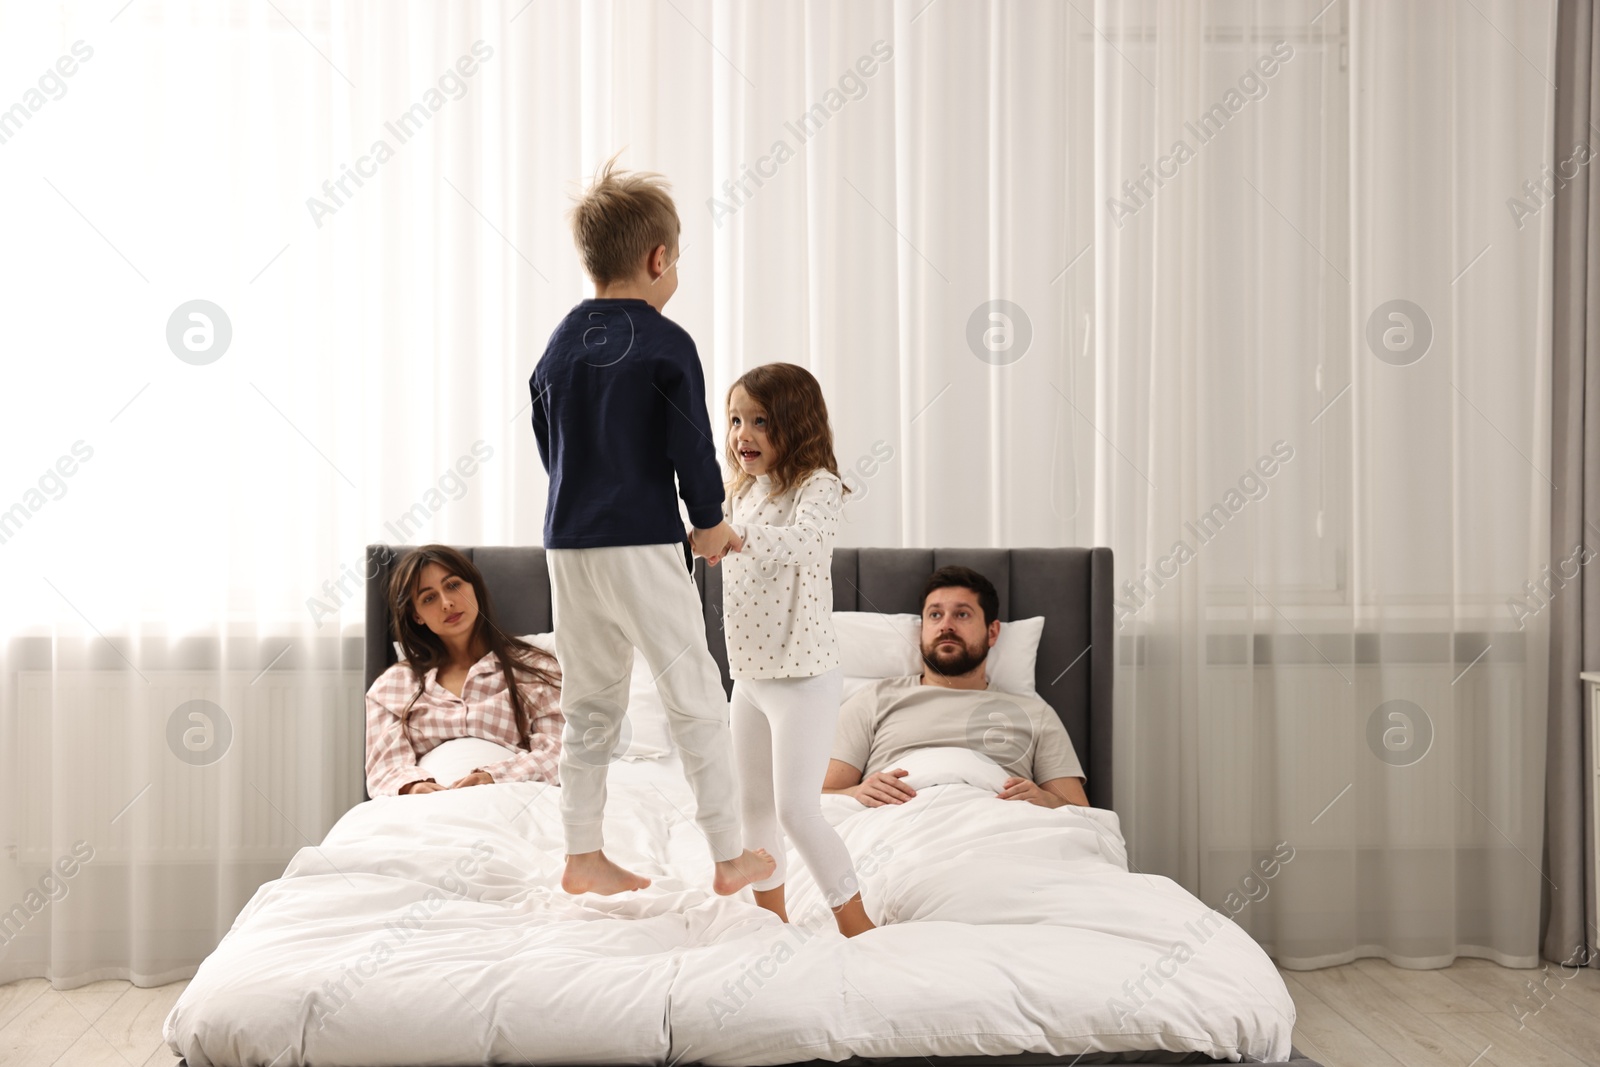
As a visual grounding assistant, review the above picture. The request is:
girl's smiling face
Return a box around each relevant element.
[728,385,775,476]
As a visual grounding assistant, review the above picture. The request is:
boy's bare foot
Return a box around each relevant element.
[712,848,776,895]
[562,850,651,895]
[832,893,877,938]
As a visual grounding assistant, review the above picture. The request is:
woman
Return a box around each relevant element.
[365,544,564,797]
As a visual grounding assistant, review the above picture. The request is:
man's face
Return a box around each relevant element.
[920,586,997,677]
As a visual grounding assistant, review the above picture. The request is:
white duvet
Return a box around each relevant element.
[165,747,1294,1066]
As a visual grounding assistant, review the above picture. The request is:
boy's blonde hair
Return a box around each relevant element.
[569,152,681,285]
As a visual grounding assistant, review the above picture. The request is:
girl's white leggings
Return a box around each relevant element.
[729,667,861,903]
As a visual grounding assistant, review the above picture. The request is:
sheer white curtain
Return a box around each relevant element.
[1097,0,1555,967]
[0,0,600,987]
[0,0,1554,987]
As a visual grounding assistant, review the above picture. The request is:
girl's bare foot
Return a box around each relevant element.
[832,893,876,937]
[753,884,788,921]
[562,850,651,895]
[712,848,776,895]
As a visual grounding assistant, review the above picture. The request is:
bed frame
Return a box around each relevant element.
[357,543,1322,1067]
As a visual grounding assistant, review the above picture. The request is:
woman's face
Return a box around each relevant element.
[728,385,774,476]
[409,562,479,639]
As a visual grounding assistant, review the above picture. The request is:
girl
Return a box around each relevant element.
[365,544,565,797]
[715,363,876,937]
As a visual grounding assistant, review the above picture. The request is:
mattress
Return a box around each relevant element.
[164,749,1295,1065]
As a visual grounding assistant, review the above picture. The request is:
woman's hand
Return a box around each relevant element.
[450,770,494,789]
[401,779,445,795]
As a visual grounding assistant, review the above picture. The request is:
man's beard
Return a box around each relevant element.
[922,633,989,678]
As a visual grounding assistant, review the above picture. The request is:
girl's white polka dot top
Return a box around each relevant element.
[722,468,842,680]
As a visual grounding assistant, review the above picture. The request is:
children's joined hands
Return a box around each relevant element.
[689,521,744,566]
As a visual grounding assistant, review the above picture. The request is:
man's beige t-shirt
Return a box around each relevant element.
[831,674,1085,784]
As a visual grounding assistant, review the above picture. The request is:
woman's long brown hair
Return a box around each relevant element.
[724,362,851,501]
[386,545,560,749]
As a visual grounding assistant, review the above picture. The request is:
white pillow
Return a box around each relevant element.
[831,612,1045,697]
[987,616,1044,696]
[834,613,920,692]
[418,737,521,785]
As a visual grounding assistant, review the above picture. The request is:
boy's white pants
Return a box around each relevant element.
[547,542,742,861]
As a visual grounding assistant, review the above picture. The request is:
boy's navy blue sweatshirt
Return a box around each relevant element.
[530,298,726,549]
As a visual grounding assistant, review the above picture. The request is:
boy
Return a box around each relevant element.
[530,155,774,896]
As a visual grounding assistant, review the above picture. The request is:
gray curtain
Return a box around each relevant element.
[1546,0,1600,970]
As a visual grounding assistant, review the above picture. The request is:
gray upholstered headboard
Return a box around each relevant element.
[363,545,1114,809]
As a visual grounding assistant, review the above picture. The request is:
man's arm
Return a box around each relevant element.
[997,774,1086,808]
[1026,700,1088,807]
[1041,776,1090,807]
[823,758,863,796]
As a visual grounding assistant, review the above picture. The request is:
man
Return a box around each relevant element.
[822,565,1090,809]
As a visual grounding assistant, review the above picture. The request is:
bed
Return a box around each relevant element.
[164,545,1318,1067]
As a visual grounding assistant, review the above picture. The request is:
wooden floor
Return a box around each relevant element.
[1,958,1597,1066]
[1281,957,1600,1067]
